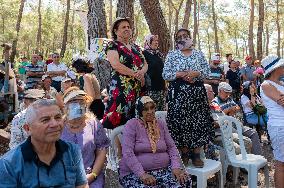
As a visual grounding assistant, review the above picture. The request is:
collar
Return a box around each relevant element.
[21,137,68,165]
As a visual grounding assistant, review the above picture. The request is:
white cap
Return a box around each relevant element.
[211,53,221,61]
[218,82,232,92]
[261,54,284,77]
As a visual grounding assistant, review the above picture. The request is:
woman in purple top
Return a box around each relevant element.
[61,87,110,188]
[119,96,191,187]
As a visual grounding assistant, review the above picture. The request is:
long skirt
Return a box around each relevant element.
[167,80,214,149]
[119,166,191,188]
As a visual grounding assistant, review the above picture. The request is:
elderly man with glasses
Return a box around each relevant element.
[0,99,88,188]
[47,53,68,92]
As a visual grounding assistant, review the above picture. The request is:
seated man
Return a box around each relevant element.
[204,84,252,154]
[211,82,262,155]
[0,99,88,188]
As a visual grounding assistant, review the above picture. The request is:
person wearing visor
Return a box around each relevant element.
[55,77,73,109]
[206,53,225,96]
[0,99,88,187]
[61,87,110,188]
[119,96,191,187]
[9,89,45,149]
[260,55,284,187]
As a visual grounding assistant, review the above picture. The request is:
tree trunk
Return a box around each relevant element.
[109,0,113,30]
[139,0,171,55]
[256,0,264,60]
[206,28,211,61]
[197,0,201,50]
[265,24,269,56]
[193,0,198,45]
[212,0,220,53]
[116,0,134,27]
[36,0,42,53]
[167,0,173,49]
[182,0,192,29]
[10,0,25,63]
[70,0,76,46]
[276,0,281,57]
[60,0,71,57]
[169,0,184,35]
[87,0,107,49]
[248,0,255,59]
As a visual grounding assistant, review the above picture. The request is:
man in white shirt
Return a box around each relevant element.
[222,53,233,74]
[47,53,67,91]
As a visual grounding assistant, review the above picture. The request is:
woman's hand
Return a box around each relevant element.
[187,70,201,78]
[134,70,145,81]
[172,168,189,185]
[140,173,156,186]
[86,173,95,184]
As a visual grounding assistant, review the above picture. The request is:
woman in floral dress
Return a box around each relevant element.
[102,17,148,129]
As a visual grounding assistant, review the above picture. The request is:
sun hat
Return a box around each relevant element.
[261,54,284,77]
[62,77,72,83]
[111,17,132,40]
[24,89,45,99]
[41,74,51,81]
[218,82,232,93]
[63,89,87,104]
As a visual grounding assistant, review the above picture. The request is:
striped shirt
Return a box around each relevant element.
[25,63,44,89]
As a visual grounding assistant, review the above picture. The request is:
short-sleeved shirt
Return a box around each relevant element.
[25,63,44,89]
[211,96,238,111]
[0,137,87,187]
[208,66,224,94]
[240,95,253,114]
[226,68,241,90]
[240,65,256,82]
[18,61,30,75]
[47,62,68,81]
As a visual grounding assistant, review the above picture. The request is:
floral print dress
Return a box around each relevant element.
[102,41,146,129]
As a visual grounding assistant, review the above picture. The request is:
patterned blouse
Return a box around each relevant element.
[162,49,210,81]
[9,110,28,149]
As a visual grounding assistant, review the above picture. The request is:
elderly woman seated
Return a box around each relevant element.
[61,87,110,188]
[119,96,191,188]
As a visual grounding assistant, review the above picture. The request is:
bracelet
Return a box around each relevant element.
[91,171,97,179]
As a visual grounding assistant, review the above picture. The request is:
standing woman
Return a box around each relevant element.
[260,55,284,187]
[143,34,166,111]
[102,17,148,129]
[72,58,105,120]
[163,28,214,167]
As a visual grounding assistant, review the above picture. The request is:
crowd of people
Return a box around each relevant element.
[0,16,284,187]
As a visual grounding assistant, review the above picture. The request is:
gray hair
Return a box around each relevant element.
[25,99,59,125]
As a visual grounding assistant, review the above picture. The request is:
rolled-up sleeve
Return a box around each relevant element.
[163,51,177,81]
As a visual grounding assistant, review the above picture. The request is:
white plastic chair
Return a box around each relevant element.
[155,111,223,188]
[186,159,223,188]
[108,125,125,172]
[218,115,269,188]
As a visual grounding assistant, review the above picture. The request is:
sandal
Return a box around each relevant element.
[191,153,204,168]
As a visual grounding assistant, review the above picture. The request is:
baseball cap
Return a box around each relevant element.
[245,56,252,61]
[211,53,221,61]
[218,82,232,92]
[42,74,51,81]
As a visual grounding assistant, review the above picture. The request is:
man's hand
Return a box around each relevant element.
[172,168,189,185]
[140,173,156,186]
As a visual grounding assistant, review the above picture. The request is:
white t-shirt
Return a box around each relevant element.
[222,61,230,74]
[261,80,284,127]
[240,95,253,114]
[47,62,68,81]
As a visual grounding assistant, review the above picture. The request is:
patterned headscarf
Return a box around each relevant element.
[143,34,164,59]
[135,96,160,153]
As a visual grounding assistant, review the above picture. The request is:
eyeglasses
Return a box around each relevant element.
[176,34,189,40]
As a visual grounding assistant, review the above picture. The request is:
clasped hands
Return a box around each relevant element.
[139,168,188,186]
[134,70,145,86]
[177,71,200,83]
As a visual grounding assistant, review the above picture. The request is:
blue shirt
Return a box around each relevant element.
[0,137,87,188]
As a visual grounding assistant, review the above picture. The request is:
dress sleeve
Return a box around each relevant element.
[95,120,110,150]
[159,120,182,169]
[198,51,210,79]
[162,51,178,81]
[121,119,145,177]
[105,41,118,53]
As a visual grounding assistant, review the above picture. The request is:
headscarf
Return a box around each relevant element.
[144,34,164,59]
[135,96,160,153]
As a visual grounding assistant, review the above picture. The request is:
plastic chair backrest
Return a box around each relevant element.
[109,125,125,150]
[218,115,248,161]
[155,111,167,122]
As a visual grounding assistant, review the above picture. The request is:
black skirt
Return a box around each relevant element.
[167,79,214,149]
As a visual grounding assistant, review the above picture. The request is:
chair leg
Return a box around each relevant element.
[218,167,224,188]
[264,165,270,188]
[197,175,207,188]
[219,148,228,183]
[233,167,240,185]
[248,166,258,188]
